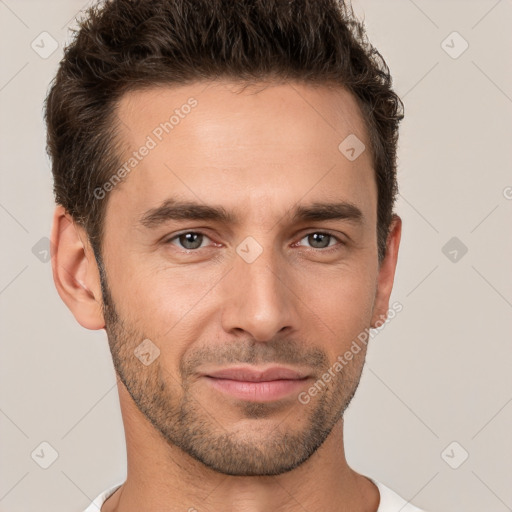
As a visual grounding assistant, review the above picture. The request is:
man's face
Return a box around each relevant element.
[98,81,385,476]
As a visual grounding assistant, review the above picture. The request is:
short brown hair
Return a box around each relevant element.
[45,0,404,263]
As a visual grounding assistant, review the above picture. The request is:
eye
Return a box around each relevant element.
[166,231,213,250]
[297,232,342,250]
[164,231,343,252]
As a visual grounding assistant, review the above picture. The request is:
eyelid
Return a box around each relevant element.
[294,230,346,250]
[164,230,217,249]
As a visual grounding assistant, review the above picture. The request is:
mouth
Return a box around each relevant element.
[200,366,311,402]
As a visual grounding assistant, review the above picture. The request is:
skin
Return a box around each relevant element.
[51,80,401,512]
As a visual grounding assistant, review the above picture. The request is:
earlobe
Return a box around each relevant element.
[50,205,105,330]
[370,214,402,328]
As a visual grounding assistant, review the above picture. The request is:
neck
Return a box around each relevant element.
[104,382,380,512]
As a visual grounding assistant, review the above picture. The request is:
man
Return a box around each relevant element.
[45,0,423,510]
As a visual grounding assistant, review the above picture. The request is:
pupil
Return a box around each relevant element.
[181,233,202,249]
[310,233,329,248]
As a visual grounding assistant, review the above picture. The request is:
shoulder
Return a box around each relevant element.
[82,482,124,512]
[370,478,429,512]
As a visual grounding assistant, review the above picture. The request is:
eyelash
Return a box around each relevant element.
[164,231,345,253]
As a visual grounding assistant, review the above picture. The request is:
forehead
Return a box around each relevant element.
[107,80,376,227]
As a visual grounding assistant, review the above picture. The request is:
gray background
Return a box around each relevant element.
[1,0,511,511]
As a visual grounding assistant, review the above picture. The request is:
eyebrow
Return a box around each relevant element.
[138,198,364,229]
[290,201,363,224]
[139,199,236,228]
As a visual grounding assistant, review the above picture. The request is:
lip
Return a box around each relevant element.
[203,366,309,382]
[201,366,310,402]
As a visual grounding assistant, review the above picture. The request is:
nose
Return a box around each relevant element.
[220,245,300,342]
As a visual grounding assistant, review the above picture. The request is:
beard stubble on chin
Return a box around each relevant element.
[96,255,366,477]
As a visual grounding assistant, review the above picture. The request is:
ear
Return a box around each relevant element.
[50,205,105,330]
[370,214,402,328]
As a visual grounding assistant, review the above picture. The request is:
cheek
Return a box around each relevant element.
[306,264,377,350]
[112,259,224,349]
